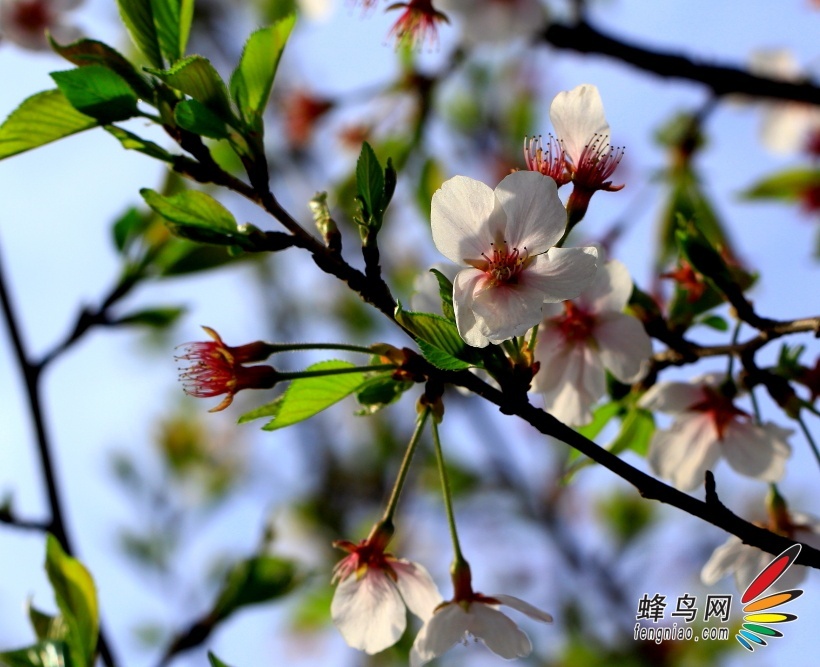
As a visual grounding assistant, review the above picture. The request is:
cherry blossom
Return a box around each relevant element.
[639,374,792,491]
[410,591,552,666]
[0,0,82,51]
[386,0,449,50]
[431,170,598,347]
[331,536,442,654]
[532,259,652,426]
[436,0,546,46]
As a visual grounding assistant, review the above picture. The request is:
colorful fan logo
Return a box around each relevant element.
[735,543,803,651]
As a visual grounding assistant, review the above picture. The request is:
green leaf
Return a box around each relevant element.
[394,303,479,367]
[355,374,412,414]
[149,56,233,120]
[49,37,153,99]
[608,408,654,458]
[211,555,297,620]
[261,360,366,431]
[141,189,242,245]
[417,340,472,370]
[50,66,139,123]
[0,641,71,667]
[150,0,194,63]
[44,535,98,667]
[114,306,185,328]
[429,268,455,321]
[174,100,230,139]
[111,207,147,253]
[237,394,285,424]
[105,126,175,162]
[743,168,820,202]
[697,314,729,331]
[28,605,69,643]
[0,90,97,160]
[356,141,384,226]
[230,16,296,128]
[208,653,236,667]
[576,401,621,442]
[117,0,163,67]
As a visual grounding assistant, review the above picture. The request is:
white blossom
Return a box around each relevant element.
[410,593,552,667]
[431,170,598,347]
[639,374,792,491]
[532,259,652,425]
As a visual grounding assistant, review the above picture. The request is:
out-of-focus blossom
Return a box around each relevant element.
[283,89,334,148]
[176,327,278,412]
[532,259,652,426]
[0,0,82,50]
[410,591,552,666]
[437,0,546,46]
[661,259,708,303]
[639,374,792,491]
[431,170,598,347]
[749,49,820,155]
[387,0,449,50]
[331,533,442,654]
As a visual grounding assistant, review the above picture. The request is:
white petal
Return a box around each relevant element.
[638,381,704,414]
[578,259,633,314]
[431,176,506,264]
[453,269,491,347]
[594,312,653,383]
[331,569,406,654]
[493,594,553,623]
[471,280,550,342]
[493,171,566,252]
[648,414,720,491]
[536,340,605,426]
[701,536,747,585]
[760,105,814,154]
[720,421,791,483]
[468,603,532,659]
[549,84,610,164]
[527,246,598,303]
[392,560,443,621]
[411,603,467,667]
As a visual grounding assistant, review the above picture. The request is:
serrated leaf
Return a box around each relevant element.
[174,100,229,139]
[394,304,479,366]
[44,535,98,667]
[208,653,235,667]
[417,340,472,370]
[117,0,163,67]
[141,189,237,234]
[0,641,71,667]
[742,168,820,202]
[150,0,194,63]
[149,56,233,120]
[429,268,455,322]
[0,90,97,160]
[105,126,175,162]
[230,16,296,129]
[49,37,153,99]
[51,66,139,123]
[356,141,384,226]
[211,555,297,620]
[263,361,366,431]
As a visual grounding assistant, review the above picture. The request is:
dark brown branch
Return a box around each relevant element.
[541,20,820,105]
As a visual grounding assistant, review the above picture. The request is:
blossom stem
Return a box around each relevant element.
[725,320,742,380]
[749,386,762,424]
[431,417,465,566]
[264,342,379,356]
[381,406,431,524]
[277,363,396,382]
[796,413,820,473]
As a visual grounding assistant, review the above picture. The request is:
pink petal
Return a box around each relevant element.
[411,603,467,667]
[392,560,443,620]
[700,536,747,585]
[648,413,720,491]
[549,84,610,165]
[720,421,791,483]
[467,603,532,659]
[638,381,704,414]
[526,246,598,303]
[492,594,553,623]
[453,268,491,347]
[594,312,652,383]
[471,279,550,343]
[578,259,633,314]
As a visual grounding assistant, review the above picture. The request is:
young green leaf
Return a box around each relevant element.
[150,0,195,63]
[355,374,413,414]
[140,189,238,233]
[51,66,139,123]
[114,306,185,328]
[0,89,97,160]
[28,604,69,643]
[117,0,163,67]
[608,407,655,457]
[0,641,71,667]
[174,100,230,139]
[697,314,729,331]
[230,15,296,129]
[208,653,236,667]
[429,268,455,322]
[149,56,233,120]
[44,535,99,667]
[105,126,175,162]
[258,360,366,431]
[211,555,297,620]
[49,37,154,99]
[743,168,820,202]
[356,141,385,226]
[394,304,479,367]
